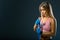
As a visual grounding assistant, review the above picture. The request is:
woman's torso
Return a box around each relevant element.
[40,17,51,32]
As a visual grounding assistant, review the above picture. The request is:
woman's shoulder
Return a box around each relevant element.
[49,17,55,22]
[49,17,54,20]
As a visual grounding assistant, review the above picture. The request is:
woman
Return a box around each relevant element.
[33,1,57,40]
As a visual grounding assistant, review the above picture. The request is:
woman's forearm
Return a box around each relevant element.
[42,32,54,37]
[33,24,37,31]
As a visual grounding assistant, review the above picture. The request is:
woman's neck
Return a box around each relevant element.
[41,16,49,18]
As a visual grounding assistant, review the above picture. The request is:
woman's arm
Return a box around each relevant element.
[50,18,56,36]
[33,17,40,31]
[33,24,37,31]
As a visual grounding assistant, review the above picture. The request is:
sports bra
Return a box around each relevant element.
[40,17,51,32]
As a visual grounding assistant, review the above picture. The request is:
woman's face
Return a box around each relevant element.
[40,7,47,17]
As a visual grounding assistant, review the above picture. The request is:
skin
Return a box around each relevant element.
[33,6,56,40]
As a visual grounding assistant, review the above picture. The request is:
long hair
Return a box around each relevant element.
[39,1,54,18]
[39,1,57,36]
[49,3,57,36]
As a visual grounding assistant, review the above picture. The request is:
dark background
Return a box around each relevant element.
[0,0,59,40]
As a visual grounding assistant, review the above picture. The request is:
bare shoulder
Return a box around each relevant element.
[49,17,55,23]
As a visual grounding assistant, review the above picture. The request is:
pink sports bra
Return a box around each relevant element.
[40,17,51,32]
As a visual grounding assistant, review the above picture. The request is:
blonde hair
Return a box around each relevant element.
[39,1,54,18]
[39,1,57,36]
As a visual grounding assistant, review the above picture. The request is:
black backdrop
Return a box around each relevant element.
[0,0,59,40]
